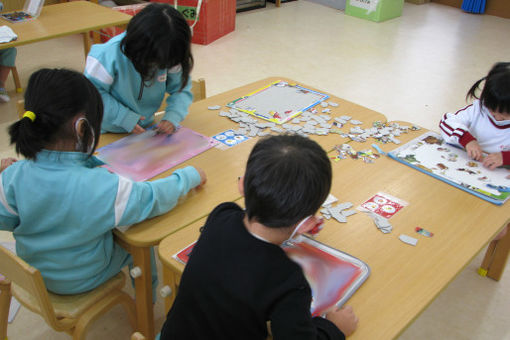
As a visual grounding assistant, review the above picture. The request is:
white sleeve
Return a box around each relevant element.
[439,103,477,146]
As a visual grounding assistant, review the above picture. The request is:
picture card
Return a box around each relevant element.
[358,192,408,219]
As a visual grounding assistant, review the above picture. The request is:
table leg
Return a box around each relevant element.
[276,0,281,7]
[479,223,510,281]
[162,267,180,314]
[0,280,12,340]
[92,31,101,45]
[82,32,92,57]
[116,238,155,340]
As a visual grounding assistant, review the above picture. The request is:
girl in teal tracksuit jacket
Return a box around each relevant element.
[0,68,205,296]
[84,3,193,135]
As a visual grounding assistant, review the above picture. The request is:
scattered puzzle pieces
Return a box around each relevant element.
[364,211,393,234]
[399,234,418,246]
[321,202,356,223]
[216,102,419,143]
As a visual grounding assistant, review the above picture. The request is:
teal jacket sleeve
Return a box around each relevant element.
[85,56,141,133]
[0,173,20,231]
[115,166,201,229]
[163,68,193,127]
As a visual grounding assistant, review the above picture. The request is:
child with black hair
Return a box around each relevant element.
[0,68,206,296]
[85,3,193,135]
[440,62,510,239]
[160,135,358,340]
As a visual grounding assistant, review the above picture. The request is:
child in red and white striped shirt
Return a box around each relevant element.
[440,62,510,239]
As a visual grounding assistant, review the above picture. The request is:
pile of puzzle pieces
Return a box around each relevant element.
[211,103,420,143]
[331,144,381,163]
[337,121,421,144]
[320,202,357,223]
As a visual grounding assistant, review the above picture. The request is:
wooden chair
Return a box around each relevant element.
[0,277,11,340]
[16,100,24,119]
[10,67,22,93]
[0,246,136,340]
[131,331,146,340]
[191,78,206,102]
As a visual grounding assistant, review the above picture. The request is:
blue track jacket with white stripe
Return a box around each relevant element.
[84,32,193,133]
[0,150,200,294]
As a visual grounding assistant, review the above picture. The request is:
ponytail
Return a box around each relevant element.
[8,68,103,160]
[467,62,510,114]
[466,77,485,101]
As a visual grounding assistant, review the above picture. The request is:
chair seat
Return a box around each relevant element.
[12,272,127,319]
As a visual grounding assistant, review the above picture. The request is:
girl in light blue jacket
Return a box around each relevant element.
[0,68,206,297]
[85,3,193,135]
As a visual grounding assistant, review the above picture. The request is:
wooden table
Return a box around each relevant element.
[99,77,385,339]
[0,1,131,55]
[157,124,510,340]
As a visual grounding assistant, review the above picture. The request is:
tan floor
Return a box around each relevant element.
[1,1,510,339]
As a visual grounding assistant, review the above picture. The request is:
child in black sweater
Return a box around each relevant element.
[161,135,358,339]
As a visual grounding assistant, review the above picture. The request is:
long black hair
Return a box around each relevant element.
[9,68,103,159]
[244,135,332,228]
[121,3,193,90]
[467,62,510,114]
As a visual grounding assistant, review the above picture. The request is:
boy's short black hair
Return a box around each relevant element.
[244,135,332,228]
[467,62,510,114]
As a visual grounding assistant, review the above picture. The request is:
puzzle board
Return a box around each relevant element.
[173,235,369,317]
[283,235,369,317]
[226,80,329,124]
[96,127,216,182]
[388,131,510,205]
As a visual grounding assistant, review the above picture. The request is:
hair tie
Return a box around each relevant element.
[23,111,36,122]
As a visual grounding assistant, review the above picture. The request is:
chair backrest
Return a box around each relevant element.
[131,332,146,340]
[191,78,206,102]
[0,246,61,329]
[17,100,25,119]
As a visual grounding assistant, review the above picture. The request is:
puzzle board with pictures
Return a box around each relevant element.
[388,131,510,205]
[226,80,329,124]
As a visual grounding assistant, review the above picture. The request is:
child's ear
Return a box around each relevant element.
[238,176,245,196]
[73,115,87,138]
[297,216,324,235]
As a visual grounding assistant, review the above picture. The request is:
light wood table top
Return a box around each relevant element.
[157,127,510,340]
[102,77,387,247]
[100,77,388,339]
[0,1,131,49]
[316,150,509,340]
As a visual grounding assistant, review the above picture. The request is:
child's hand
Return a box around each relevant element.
[326,305,358,337]
[482,152,503,170]
[156,120,176,135]
[132,117,146,134]
[466,140,483,161]
[0,158,17,173]
[195,167,207,187]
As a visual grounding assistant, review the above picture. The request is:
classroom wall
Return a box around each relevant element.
[432,0,510,19]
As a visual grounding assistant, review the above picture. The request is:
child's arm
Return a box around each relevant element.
[85,57,142,133]
[161,68,193,128]
[269,286,346,340]
[113,166,205,228]
[439,104,478,149]
[0,172,20,231]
